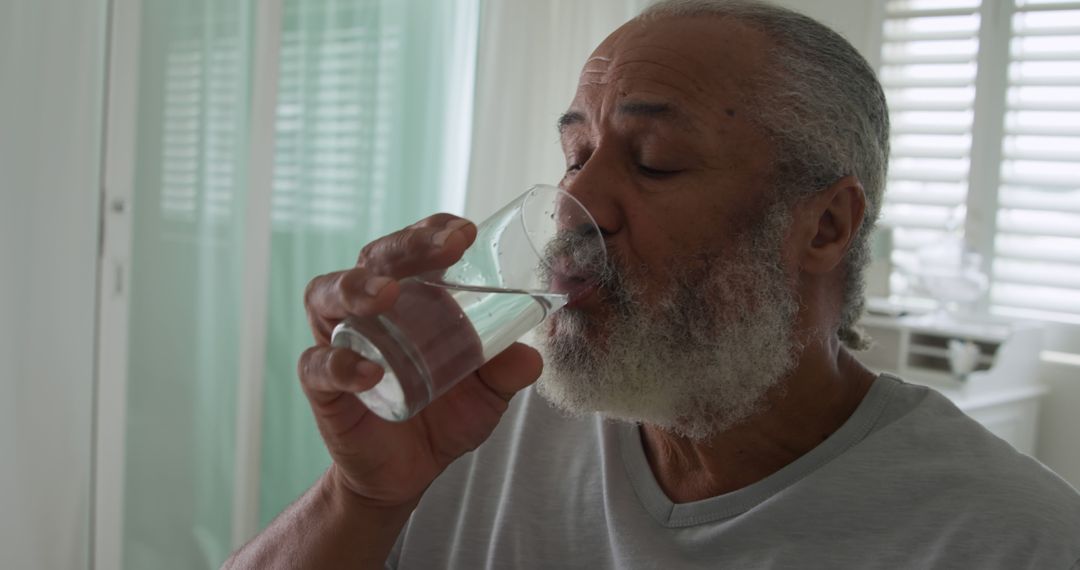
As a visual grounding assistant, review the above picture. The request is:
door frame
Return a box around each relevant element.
[92,0,283,566]
[92,0,139,566]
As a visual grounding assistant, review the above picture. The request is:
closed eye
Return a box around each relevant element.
[561,163,583,184]
[638,164,682,178]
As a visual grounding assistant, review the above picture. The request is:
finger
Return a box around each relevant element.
[358,216,477,278]
[474,342,544,401]
[298,345,385,405]
[297,346,385,448]
[409,212,466,230]
[304,268,401,342]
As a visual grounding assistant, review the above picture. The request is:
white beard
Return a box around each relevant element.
[536,204,801,440]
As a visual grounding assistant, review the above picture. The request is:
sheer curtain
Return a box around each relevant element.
[465,0,648,218]
[257,0,478,526]
[118,0,477,567]
[113,0,661,565]
[123,1,254,568]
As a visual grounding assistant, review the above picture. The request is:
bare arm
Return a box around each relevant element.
[222,215,541,568]
[223,466,413,570]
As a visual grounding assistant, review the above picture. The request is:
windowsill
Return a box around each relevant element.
[862,295,1080,359]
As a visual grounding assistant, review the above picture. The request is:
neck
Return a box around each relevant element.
[639,338,876,503]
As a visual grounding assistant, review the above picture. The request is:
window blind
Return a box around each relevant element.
[879,0,983,276]
[159,15,245,226]
[160,39,200,221]
[991,0,1080,321]
[271,1,399,231]
[257,0,481,527]
[879,0,1080,324]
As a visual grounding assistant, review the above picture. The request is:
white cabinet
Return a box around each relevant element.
[858,313,1045,455]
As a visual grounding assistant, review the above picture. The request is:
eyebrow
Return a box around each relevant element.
[557,102,698,135]
[557,111,586,134]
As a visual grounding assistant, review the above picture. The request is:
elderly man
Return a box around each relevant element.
[227,0,1080,568]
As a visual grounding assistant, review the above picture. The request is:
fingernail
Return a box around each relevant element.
[364,276,393,296]
[356,361,382,377]
[432,228,452,247]
[432,219,472,247]
[445,219,471,232]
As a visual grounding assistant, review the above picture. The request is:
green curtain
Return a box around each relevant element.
[258,0,479,526]
[121,0,477,568]
[125,1,254,568]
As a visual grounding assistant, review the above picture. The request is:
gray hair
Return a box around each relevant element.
[638,0,890,350]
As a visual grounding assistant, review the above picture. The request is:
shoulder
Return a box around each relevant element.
[855,379,1080,563]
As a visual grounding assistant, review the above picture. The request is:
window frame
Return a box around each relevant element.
[870,0,1080,353]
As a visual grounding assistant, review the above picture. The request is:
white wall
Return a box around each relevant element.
[465,0,647,219]
[0,0,108,568]
[1037,357,1080,490]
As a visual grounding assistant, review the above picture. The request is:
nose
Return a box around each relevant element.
[559,152,622,238]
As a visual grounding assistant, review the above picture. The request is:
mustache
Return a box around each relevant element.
[541,227,614,286]
[540,228,648,312]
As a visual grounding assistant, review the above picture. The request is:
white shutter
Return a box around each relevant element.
[879,0,983,276]
[160,25,245,225]
[991,0,1080,321]
[160,38,201,221]
[271,1,399,231]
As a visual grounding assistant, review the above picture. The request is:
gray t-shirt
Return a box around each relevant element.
[388,375,1080,569]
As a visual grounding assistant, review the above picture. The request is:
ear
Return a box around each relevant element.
[794,176,866,275]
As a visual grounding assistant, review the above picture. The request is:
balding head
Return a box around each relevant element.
[538,1,888,438]
[637,0,891,348]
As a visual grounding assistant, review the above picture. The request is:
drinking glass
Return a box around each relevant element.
[331,184,605,421]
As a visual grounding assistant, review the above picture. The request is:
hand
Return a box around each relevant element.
[298,214,543,509]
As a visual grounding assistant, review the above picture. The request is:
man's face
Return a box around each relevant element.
[555,16,778,311]
[537,17,802,438]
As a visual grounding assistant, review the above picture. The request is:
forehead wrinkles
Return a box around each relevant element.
[579,43,710,89]
[580,55,611,80]
[573,45,746,123]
